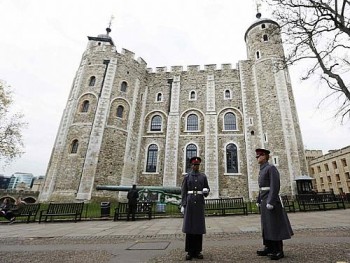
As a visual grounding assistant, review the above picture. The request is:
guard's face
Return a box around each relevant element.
[192,164,200,171]
[256,153,267,164]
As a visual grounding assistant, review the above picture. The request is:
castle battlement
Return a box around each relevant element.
[146,63,235,74]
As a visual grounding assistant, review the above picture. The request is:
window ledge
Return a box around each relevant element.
[224,173,242,176]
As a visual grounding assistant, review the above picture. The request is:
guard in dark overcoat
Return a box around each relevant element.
[181,156,210,261]
[255,148,293,260]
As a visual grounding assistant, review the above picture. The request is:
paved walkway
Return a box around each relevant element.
[0,209,349,262]
[1,209,349,238]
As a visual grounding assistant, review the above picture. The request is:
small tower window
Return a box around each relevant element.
[256,51,260,59]
[117,105,124,118]
[157,93,162,102]
[226,143,238,173]
[81,100,89,112]
[263,34,268,42]
[189,91,196,100]
[89,76,96,86]
[224,90,231,99]
[261,24,266,29]
[121,81,127,92]
[70,139,79,154]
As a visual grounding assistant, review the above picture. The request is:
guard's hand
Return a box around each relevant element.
[181,206,185,214]
[202,188,209,194]
[266,204,274,210]
[256,203,260,207]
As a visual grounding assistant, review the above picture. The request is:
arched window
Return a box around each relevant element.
[151,115,162,131]
[224,113,237,130]
[117,105,124,118]
[146,144,158,172]
[190,91,196,100]
[71,139,79,154]
[256,51,260,59]
[186,144,197,173]
[226,143,238,173]
[263,34,268,41]
[225,90,231,99]
[157,93,162,102]
[81,100,89,112]
[88,76,96,86]
[187,114,198,131]
[121,81,127,92]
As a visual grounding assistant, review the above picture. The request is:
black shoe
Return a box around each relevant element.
[270,252,284,260]
[257,247,271,256]
[185,254,192,260]
[196,253,203,259]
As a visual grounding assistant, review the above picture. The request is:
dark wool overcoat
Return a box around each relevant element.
[181,171,210,234]
[257,162,294,241]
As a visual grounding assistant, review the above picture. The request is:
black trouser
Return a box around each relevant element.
[127,204,136,221]
[185,234,203,256]
[263,239,283,253]
[1,210,15,221]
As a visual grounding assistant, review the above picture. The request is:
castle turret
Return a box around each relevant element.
[239,13,308,198]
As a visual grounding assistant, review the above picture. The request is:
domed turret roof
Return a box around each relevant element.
[244,13,280,42]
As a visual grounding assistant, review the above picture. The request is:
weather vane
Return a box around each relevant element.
[108,15,115,29]
[255,0,262,19]
[106,15,115,35]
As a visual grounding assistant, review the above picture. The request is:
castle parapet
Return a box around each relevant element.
[121,48,135,60]
[171,66,183,72]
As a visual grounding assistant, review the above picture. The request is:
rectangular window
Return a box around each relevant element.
[341,158,347,167]
[317,166,321,172]
[345,172,350,180]
[324,164,329,171]
[332,161,338,169]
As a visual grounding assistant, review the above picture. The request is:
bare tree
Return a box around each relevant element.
[0,80,27,166]
[263,0,350,122]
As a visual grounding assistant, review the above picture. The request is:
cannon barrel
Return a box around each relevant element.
[96,185,181,195]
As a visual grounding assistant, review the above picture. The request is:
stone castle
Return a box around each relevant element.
[39,14,308,202]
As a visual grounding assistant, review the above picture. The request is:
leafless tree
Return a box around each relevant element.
[0,80,27,166]
[263,0,350,122]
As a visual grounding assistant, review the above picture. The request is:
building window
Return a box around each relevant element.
[324,163,329,171]
[187,114,198,131]
[121,81,127,92]
[71,140,79,154]
[311,167,315,175]
[224,90,231,99]
[273,156,279,166]
[226,143,238,173]
[151,115,162,131]
[336,174,340,181]
[332,161,338,169]
[146,144,158,172]
[341,158,347,167]
[81,100,89,112]
[224,113,237,130]
[186,144,197,173]
[263,34,268,41]
[317,166,321,172]
[189,91,196,100]
[88,76,96,86]
[261,24,266,29]
[256,51,260,59]
[345,172,350,180]
[157,93,162,102]
[117,105,124,118]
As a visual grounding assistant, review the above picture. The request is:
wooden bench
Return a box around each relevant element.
[113,202,152,221]
[296,193,345,211]
[280,195,295,213]
[12,203,41,223]
[205,197,248,216]
[39,202,84,223]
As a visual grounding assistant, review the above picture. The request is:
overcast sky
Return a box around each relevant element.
[1,0,349,176]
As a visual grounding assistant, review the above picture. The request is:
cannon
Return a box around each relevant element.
[96,185,182,206]
[96,185,181,195]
